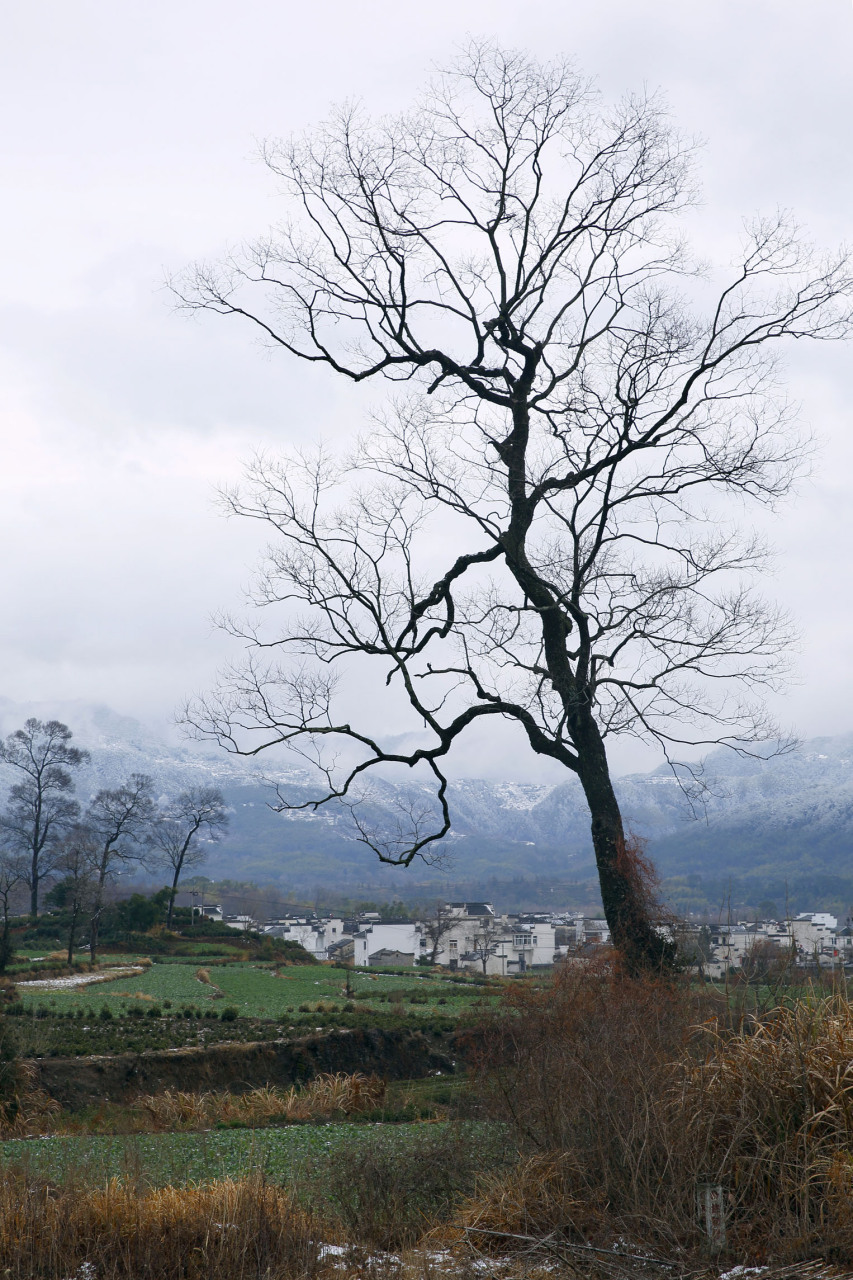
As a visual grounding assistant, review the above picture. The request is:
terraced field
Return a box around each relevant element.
[16,961,491,1021]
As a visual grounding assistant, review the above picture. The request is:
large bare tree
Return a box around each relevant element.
[176,45,852,969]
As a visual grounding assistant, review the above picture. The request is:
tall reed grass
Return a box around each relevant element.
[0,1172,322,1279]
[467,957,853,1264]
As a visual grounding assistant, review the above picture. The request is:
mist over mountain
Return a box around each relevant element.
[1,699,851,911]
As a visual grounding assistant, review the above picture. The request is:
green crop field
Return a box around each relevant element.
[16,961,494,1021]
[0,1121,493,1189]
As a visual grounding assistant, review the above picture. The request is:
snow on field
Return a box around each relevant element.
[17,966,146,991]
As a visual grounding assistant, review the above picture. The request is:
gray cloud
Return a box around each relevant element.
[1,0,851,777]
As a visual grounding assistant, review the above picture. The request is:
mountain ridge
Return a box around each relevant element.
[1,698,851,908]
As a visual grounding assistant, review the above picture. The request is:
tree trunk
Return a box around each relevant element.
[89,907,100,966]
[89,869,107,966]
[29,857,38,922]
[572,712,673,973]
[0,908,10,975]
[166,863,181,929]
[66,904,79,967]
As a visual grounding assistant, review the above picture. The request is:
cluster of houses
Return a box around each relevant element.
[701,911,853,979]
[199,900,853,978]
[201,900,611,975]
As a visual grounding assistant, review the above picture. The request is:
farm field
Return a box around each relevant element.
[15,960,494,1022]
[0,1120,495,1189]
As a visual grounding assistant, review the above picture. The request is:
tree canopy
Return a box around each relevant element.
[177,44,852,968]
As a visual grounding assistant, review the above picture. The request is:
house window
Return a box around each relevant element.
[513,936,528,948]
[449,940,458,956]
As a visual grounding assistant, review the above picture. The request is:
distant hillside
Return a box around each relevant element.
[1,698,852,911]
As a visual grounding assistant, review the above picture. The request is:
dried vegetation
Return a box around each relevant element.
[136,1072,386,1129]
[464,958,853,1266]
[0,1171,322,1279]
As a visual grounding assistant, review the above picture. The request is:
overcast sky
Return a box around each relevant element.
[1,0,851,780]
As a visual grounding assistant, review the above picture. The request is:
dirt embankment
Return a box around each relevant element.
[32,1028,456,1110]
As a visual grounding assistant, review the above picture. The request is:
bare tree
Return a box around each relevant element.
[152,788,229,929]
[469,914,504,975]
[47,825,100,966]
[422,903,455,965]
[176,44,853,970]
[84,774,155,964]
[0,850,24,973]
[0,719,89,920]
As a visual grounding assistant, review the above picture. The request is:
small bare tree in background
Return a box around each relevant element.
[152,788,229,929]
[0,719,89,920]
[470,915,504,975]
[47,825,99,966]
[84,773,155,964]
[422,903,455,965]
[0,850,24,974]
[177,44,852,970]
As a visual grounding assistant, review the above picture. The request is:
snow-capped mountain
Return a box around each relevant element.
[1,698,852,903]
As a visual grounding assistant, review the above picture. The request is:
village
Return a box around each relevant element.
[197,900,853,980]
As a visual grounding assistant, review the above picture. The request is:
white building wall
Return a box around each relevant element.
[353,923,419,966]
[264,917,347,960]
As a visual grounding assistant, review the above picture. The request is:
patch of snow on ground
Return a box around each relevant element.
[18,966,146,990]
[317,1244,349,1259]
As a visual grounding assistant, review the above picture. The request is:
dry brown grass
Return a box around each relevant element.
[453,1154,583,1243]
[0,1172,324,1279]
[0,1054,62,1138]
[468,959,853,1265]
[136,1072,386,1129]
[681,996,853,1258]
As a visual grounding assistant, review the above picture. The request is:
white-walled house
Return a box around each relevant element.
[474,921,558,975]
[416,903,558,974]
[701,913,841,978]
[790,912,837,957]
[353,922,419,967]
[417,902,497,970]
[222,913,257,931]
[264,916,348,961]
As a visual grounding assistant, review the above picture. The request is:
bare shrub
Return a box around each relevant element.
[0,1020,61,1136]
[682,996,853,1258]
[471,955,703,1253]
[307,1124,509,1250]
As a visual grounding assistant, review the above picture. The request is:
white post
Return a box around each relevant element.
[696,1183,726,1251]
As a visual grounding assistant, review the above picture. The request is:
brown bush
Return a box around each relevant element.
[0,1022,60,1136]
[470,955,704,1253]
[0,1172,323,1279]
[468,958,853,1264]
[137,1072,386,1129]
[306,1123,507,1250]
